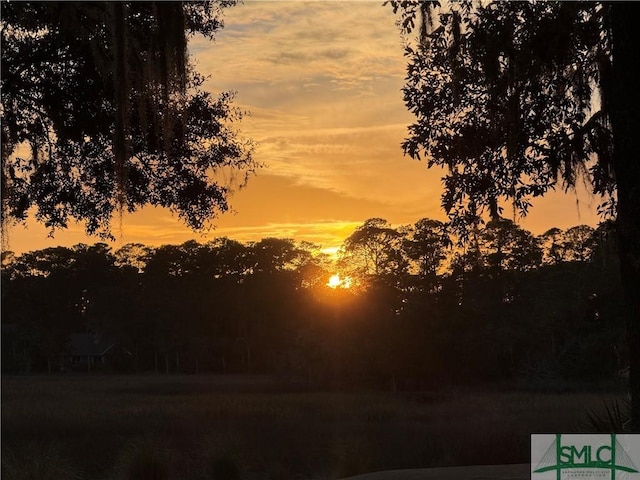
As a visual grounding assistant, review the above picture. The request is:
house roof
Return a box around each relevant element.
[65,333,116,357]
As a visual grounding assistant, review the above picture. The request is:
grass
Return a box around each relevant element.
[1,375,623,480]
[1,441,83,480]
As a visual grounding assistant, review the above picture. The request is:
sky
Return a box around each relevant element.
[5,0,601,255]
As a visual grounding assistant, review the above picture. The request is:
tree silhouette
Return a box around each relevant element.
[538,227,566,266]
[402,218,451,289]
[1,1,255,238]
[562,225,597,263]
[341,218,406,282]
[392,0,640,430]
[479,219,542,273]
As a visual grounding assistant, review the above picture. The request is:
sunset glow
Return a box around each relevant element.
[320,246,341,261]
[5,1,600,255]
[327,274,352,289]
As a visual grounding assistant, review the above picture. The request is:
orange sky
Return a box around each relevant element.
[4,1,601,255]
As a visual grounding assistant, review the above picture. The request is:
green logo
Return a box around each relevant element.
[533,434,639,480]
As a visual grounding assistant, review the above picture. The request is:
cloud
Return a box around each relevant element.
[247,121,446,209]
[191,1,408,91]
[269,47,352,65]
[210,220,363,248]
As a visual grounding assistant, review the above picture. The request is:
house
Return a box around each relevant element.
[2,323,31,373]
[61,331,130,372]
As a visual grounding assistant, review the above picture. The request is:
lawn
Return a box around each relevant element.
[0,375,621,480]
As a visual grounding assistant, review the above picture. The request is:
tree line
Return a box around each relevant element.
[1,217,626,390]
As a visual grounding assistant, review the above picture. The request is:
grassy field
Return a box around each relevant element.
[0,375,623,480]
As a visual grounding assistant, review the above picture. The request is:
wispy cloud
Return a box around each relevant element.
[192,1,408,92]
[211,220,363,247]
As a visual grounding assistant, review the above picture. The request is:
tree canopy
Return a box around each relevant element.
[396,1,614,233]
[1,1,255,238]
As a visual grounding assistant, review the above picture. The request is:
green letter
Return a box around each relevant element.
[597,445,612,464]
[560,446,573,464]
[570,445,590,465]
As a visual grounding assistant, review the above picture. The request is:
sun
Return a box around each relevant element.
[327,274,341,288]
[327,274,352,289]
